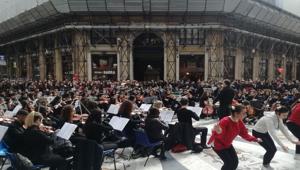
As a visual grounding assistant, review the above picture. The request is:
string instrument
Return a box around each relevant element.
[202,101,214,116]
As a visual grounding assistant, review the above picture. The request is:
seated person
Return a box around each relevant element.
[56,104,75,129]
[242,100,258,125]
[118,100,143,147]
[22,112,68,170]
[145,108,169,160]
[83,112,118,150]
[3,109,28,153]
[176,98,209,149]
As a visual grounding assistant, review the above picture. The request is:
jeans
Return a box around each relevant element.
[287,121,300,154]
[252,130,277,165]
[214,145,238,170]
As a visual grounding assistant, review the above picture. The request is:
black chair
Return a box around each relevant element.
[72,137,103,170]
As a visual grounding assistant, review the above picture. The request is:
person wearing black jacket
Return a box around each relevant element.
[22,112,68,170]
[176,98,208,149]
[214,80,235,119]
[3,109,28,153]
[145,108,169,160]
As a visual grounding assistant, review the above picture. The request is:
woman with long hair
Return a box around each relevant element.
[145,108,168,160]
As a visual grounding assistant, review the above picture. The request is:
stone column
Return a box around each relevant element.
[73,31,88,80]
[39,39,46,81]
[292,56,297,80]
[54,36,63,81]
[235,48,243,80]
[26,52,32,80]
[268,54,275,81]
[252,51,260,81]
[205,31,224,81]
[117,32,132,81]
[282,55,287,81]
[163,32,177,81]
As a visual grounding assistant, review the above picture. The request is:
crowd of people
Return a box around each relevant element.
[0,79,300,170]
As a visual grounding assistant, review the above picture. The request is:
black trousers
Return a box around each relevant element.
[252,130,277,165]
[218,105,231,120]
[287,121,300,154]
[37,153,68,170]
[194,127,208,146]
[214,145,238,170]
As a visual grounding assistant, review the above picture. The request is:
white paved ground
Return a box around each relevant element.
[102,119,300,170]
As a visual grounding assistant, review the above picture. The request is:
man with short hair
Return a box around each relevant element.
[214,80,235,120]
[3,109,28,153]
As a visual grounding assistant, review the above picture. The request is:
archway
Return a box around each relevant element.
[133,33,164,81]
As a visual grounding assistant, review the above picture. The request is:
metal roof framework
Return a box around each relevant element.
[0,0,300,45]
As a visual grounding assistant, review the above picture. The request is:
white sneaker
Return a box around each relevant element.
[294,154,300,160]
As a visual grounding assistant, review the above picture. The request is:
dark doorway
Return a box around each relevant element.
[133,33,164,81]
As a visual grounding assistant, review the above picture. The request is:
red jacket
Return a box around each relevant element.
[289,103,300,126]
[208,116,257,151]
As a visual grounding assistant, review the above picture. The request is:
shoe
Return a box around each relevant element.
[201,145,211,149]
[294,154,300,160]
[261,164,274,170]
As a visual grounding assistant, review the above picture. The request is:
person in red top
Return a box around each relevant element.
[208,104,261,170]
[287,102,300,158]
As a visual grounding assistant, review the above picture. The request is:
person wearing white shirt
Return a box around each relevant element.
[252,106,300,170]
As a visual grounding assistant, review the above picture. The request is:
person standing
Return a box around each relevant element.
[287,102,300,159]
[213,80,235,120]
[208,104,261,170]
[253,106,300,169]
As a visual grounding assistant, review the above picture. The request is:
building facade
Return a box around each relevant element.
[0,0,300,82]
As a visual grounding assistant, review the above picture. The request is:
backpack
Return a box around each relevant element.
[171,144,188,153]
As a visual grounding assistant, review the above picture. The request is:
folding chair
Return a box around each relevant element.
[0,141,8,169]
[6,152,48,170]
[133,130,161,167]
[103,148,116,170]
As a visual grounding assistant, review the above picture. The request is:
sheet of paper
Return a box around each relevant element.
[107,104,120,114]
[0,125,8,141]
[109,116,130,131]
[46,96,55,104]
[75,100,81,109]
[160,110,175,123]
[187,106,203,117]
[57,123,78,140]
[140,104,152,112]
[12,104,22,115]
[4,111,15,118]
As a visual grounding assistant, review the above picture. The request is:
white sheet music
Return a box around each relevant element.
[264,111,275,116]
[187,106,203,117]
[57,123,78,140]
[10,104,23,116]
[107,104,120,114]
[140,104,152,112]
[4,111,14,118]
[160,110,174,123]
[46,96,55,104]
[74,100,80,109]
[0,125,8,141]
[109,116,130,131]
